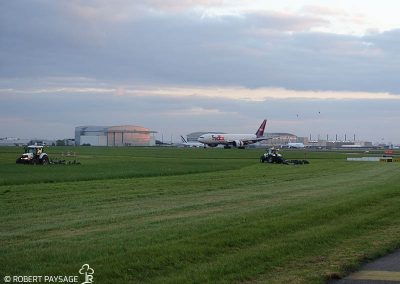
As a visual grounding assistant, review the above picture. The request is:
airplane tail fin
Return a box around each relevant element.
[255,119,267,138]
[180,135,188,143]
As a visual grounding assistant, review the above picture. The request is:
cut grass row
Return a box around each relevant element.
[0,147,257,186]
[1,147,400,283]
[0,146,383,186]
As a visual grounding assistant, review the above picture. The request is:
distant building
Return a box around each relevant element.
[308,140,374,149]
[28,139,56,146]
[64,139,75,146]
[75,126,108,146]
[0,137,30,146]
[266,133,298,146]
[258,133,307,147]
[75,125,157,146]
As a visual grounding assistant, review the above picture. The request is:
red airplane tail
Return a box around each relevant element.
[255,119,267,138]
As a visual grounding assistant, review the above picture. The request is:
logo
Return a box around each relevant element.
[211,135,225,141]
[2,264,94,283]
[79,264,94,284]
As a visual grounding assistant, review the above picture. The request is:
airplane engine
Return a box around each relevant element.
[233,140,244,147]
[207,144,218,147]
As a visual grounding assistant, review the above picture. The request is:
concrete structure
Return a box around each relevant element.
[0,138,31,146]
[75,126,108,146]
[308,140,374,149]
[258,133,308,147]
[75,125,156,146]
[265,133,304,146]
[107,125,156,146]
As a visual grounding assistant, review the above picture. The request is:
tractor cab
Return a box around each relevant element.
[268,148,279,156]
[24,145,42,154]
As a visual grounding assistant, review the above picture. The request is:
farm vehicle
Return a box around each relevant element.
[16,145,49,165]
[260,148,309,165]
[16,146,80,165]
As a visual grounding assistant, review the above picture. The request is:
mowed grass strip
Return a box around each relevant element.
[1,148,400,283]
[0,147,256,186]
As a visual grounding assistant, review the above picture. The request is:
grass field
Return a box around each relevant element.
[1,147,400,283]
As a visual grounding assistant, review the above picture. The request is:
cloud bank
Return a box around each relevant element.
[0,1,399,143]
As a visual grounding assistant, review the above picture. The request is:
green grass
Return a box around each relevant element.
[1,147,400,283]
[0,147,256,186]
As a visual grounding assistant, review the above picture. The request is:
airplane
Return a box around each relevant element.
[180,136,203,148]
[286,142,305,149]
[197,119,268,149]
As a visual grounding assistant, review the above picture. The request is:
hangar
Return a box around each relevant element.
[75,125,156,146]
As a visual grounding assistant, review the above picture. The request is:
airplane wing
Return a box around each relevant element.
[242,137,271,144]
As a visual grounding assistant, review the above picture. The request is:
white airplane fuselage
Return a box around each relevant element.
[287,142,305,148]
[198,134,257,146]
[197,120,268,148]
[179,135,204,147]
[182,141,203,148]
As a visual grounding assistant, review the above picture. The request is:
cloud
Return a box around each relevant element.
[139,0,226,12]
[1,1,400,93]
[1,82,399,143]
[0,1,399,143]
[3,83,400,101]
[300,5,370,34]
[243,10,329,34]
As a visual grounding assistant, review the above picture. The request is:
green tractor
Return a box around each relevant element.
[16,145,49,165]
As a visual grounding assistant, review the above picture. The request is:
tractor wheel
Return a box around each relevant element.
[41,156,49,165]
[267,156,273,163]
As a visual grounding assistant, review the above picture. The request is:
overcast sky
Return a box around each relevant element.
[1,0,400,144]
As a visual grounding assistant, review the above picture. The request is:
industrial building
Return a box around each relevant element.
[75,125,156,146]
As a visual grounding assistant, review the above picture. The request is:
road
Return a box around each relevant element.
[329,250,400,284]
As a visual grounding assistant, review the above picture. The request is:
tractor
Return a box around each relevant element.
[260,148,310,165]
[16,145,49,165]
[260,148,286,164]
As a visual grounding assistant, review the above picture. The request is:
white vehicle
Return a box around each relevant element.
[286,142,305,149]
[16,145,49,165]
[180,136,203,148]
[198,119,268,149]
